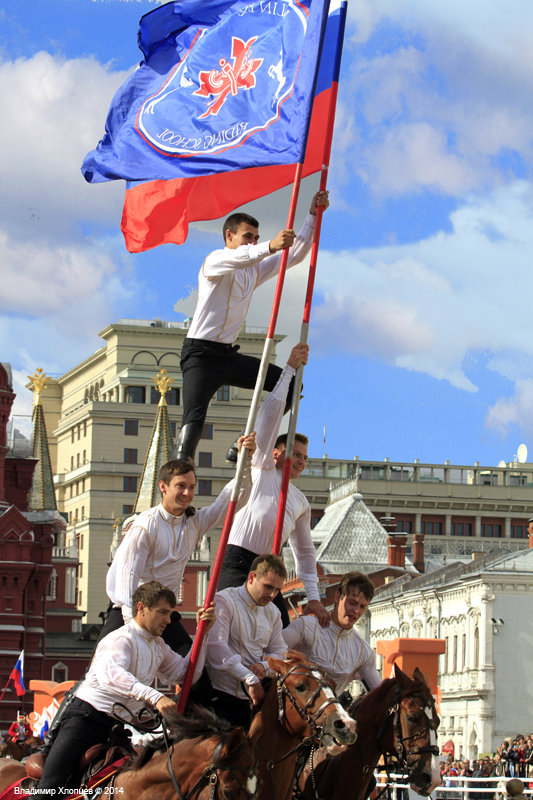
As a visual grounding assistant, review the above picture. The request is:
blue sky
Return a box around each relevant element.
[3,0,533,467]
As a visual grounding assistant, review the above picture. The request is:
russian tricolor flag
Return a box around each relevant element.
[82,0,347,251]
[10,650,26,697]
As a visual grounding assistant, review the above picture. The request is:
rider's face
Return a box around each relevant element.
[333,589,370,629]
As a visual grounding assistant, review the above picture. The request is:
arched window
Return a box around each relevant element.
[473,626,479,669]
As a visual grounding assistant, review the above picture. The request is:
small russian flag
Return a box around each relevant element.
[10,650,26,696]
[40,719,49,739]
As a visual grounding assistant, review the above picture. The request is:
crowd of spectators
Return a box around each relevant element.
[436,736,533,797]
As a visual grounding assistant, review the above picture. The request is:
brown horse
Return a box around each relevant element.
[299,665,441,800]
[0,758,26,793]
[249,651,357,800]
[0,709,259,800]
[0,736,41,761]
[105,707,259,800]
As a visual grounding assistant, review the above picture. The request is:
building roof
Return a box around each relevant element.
[313,478,413,573]
[134,391,174,513]
[374,546,533,600]
[28,401,57,512]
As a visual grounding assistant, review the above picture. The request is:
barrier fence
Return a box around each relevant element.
[375,774,533,800]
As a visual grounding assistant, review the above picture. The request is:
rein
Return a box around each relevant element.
[276,665,340,738]
[377,688,439,777]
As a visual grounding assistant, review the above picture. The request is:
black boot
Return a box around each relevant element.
[40,681,82,754]
[172,422,203,460]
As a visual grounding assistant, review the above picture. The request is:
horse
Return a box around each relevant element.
[0,708,259,800]
[299,665,441,800]
[0,736,41,761]
[0,759,26,794]
[249,651,358,800]
[113,707,259,800]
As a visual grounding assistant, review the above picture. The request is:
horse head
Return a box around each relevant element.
[383,665,441,796]
[208,726,260,800]
[267,650,357,749]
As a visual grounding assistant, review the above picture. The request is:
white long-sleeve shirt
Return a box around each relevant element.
[76,619,206,715]
[107,476,250,621]
[282,616,381,695]
[187,214,315,343]
[206,585,287,699]
[228,365,320,602]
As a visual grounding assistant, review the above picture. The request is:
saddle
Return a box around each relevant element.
[22,743,131,797]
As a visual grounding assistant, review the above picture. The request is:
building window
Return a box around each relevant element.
[216,385,230,401]
[82,450,86,464]
[481,523,502,538]
[83,421,87,437]
[46,570,57,601]
[196,572,208,606]
[170,422,177,437]
[125,386,146,404]
[123,504,134,515]
[52,663,68,684]
[124,448,138,464]
[76,453,80,468]
[452,521,473,536]
[65,567,76,604]
[123,476,138,493]
[71,428,75,444]
[198,480,212,495]
[124,419,139,436]
[310,512,323,529]
[150,387,180,405]
[70,456,74,471]
[511,524,527,539]
[396,519,413,533]
[201,424,213,439]
[81,506,85,520]
[198,452,212,468]
[421,520,443,535]
[473,627,479,668]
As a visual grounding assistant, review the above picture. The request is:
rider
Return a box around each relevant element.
[217,343,330,629]
[206,554,287,729]
[8,714,31,742]
[34,582,215,797]
[282,571,381,697]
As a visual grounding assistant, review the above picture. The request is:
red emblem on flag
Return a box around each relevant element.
[194,36,263,118]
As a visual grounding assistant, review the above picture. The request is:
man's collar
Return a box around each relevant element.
[130,617,156,640]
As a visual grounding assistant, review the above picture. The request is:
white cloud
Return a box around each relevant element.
[309,181,533,391]
[335,2,533,198]
[485,380,533,437]
[0,51,127,239]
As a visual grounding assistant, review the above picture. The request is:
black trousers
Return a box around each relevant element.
[218,544,290,627]
[36,697,130,794]
[177,338,293,458]
[210,689,253,730]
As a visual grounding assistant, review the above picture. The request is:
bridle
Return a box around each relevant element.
[379,688,440,774]
[276,663,343,739]
[160,727,260,800]
[110,703,259,800]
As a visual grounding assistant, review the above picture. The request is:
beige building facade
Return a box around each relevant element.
[36,317,533,624]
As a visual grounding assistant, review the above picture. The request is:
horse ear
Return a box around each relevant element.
[413,666,426,684]
[223,726,245,754]
[391,663,406,679]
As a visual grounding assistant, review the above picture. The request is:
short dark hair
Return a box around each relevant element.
[250,554,287,581]
[223,212,259,243]
[338,571,375,602]
[132,581,176,614]
[274,432,309,450]
[158,458,196,486]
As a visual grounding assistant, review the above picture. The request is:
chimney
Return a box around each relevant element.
[381,516,407,568]
[413,532,425,573]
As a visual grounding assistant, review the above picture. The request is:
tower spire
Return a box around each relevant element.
[27,369,57,511]
[134,369,174,512]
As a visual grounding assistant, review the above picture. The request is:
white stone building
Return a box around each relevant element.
[369,548,533,757]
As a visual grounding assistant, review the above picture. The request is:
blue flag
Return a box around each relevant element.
[82,0,330,184]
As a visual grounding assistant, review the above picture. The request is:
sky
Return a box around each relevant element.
[2,0,533,467]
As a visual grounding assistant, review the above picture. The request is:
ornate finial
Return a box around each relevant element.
[114,517,120,530]
[28,368,51,406]
[153,369,174,405]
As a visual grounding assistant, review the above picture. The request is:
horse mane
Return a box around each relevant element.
[349,667,431,719]
[124,705,237,772]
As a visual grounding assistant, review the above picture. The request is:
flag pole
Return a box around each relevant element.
[272,2,347,557]
[177,163,305,713]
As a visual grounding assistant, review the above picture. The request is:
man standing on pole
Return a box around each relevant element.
[217,342,329,628]
[173,190,329,461]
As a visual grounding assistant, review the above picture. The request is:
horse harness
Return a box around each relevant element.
[276,664,341,738]
[160,724,260,800]
[378,687,440,773]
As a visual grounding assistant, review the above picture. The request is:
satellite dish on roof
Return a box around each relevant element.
[517,443,528,463]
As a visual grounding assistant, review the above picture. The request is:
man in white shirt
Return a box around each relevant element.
[99,440,254,652]
[173,190,329,460]
[206,554,288,729]
[217,343,330,628]
[282,571,381,697]
[36,581,215,796]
